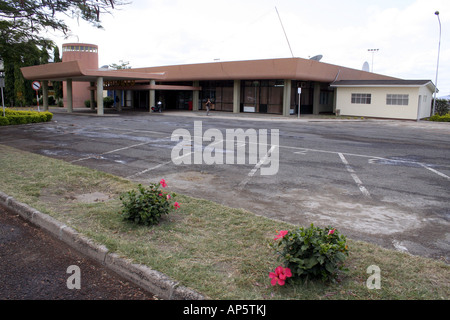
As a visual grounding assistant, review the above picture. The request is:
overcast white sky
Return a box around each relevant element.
[47,0,449,97]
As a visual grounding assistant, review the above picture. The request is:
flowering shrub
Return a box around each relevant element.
[270,224,349,282]
[120,179,179,226]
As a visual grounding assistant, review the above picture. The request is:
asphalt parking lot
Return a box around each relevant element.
[1,108,449,262]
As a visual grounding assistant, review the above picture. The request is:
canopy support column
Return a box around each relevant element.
[193,81,200,111]
[42,81,49,111]
[90,82,95,111]
[66,79,73,113]
[97,77,104,116]
[149,80,156,112]
[282,79,292,117]
[233,80,241,114]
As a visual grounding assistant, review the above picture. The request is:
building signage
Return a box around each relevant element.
[104,80,136,87]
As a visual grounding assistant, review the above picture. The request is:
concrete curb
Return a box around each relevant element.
[0,191,206,300]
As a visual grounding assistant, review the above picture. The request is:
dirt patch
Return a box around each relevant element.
[72,192,112,204]
[40,189,112,208]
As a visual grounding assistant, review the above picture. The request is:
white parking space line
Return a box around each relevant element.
[290,145,450,181]
[126,160,173,179]
[238,145,278,190]
[119,129,170,135]
[70,141,152,163]
[419,164,450,180]
[70,134,174,163]
[338,153,371,198]
[126,152,193,179]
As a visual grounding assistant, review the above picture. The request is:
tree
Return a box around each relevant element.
[0,0,129,62]
[434,98,449,116]
[52,46,63,101]
[109,60,131,70]
[7,42,42,107]
[0,0,129,107]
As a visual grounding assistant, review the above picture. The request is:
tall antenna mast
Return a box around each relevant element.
[275,7,294,58]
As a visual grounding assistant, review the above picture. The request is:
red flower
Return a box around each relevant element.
[174,202,180,209]
[274,230,288,241]
[160,179,167,188]
[269,266,292,286]
[328,228,335,236]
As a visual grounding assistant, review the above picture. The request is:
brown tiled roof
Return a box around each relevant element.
[331,80,433,86]
[22,57,399,83]
[129,57,399,82]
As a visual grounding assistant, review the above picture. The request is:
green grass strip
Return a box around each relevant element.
[0,144,448,300]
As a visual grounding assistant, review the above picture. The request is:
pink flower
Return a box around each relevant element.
[269,266,292,286]
[160,179,167,188]
[174,202,180,209]
[167,194,171,200]
[274,230,288,241]
[328,228,335,236]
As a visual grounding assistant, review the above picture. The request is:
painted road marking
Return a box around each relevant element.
[238,145,278,190]
[419,164,450,180]
[338,153,371,198]
[288,145,450,181]
[126,152,193,179]
[70,141,153,163]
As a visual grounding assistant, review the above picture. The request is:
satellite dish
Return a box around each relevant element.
[362,61,370,72]
[310,55,323,61]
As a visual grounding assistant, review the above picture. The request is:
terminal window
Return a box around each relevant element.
[351,93,372,104]
[386,94,409,105]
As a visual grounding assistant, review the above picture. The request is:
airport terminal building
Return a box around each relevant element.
[21,43,437,120]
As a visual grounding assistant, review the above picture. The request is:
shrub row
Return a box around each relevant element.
[428,113,450,122]
[0,109,53,126]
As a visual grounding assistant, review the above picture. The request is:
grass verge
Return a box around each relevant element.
[0,144,448,300]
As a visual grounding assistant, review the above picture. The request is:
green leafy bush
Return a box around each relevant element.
[0,109,53,126]
[84,100,96,108]
[271,224,349,282]
[103,96,114,108]
[428,113,450,122]
[0,117,9,126]
[85,97,114,108]
[120,179,179,226]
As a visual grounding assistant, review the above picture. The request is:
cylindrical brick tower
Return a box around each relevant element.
[62,43,99,108]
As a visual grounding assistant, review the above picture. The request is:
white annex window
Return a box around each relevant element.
[351,93,371,104]
[386,94,409,105]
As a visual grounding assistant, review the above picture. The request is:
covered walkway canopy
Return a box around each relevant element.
[21,60,166,115]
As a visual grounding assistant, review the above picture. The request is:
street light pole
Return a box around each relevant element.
[432,11,441,116]
[368,49,379,73]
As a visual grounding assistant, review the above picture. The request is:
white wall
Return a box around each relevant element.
[335,86,433,120]
[417,86,433,119]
